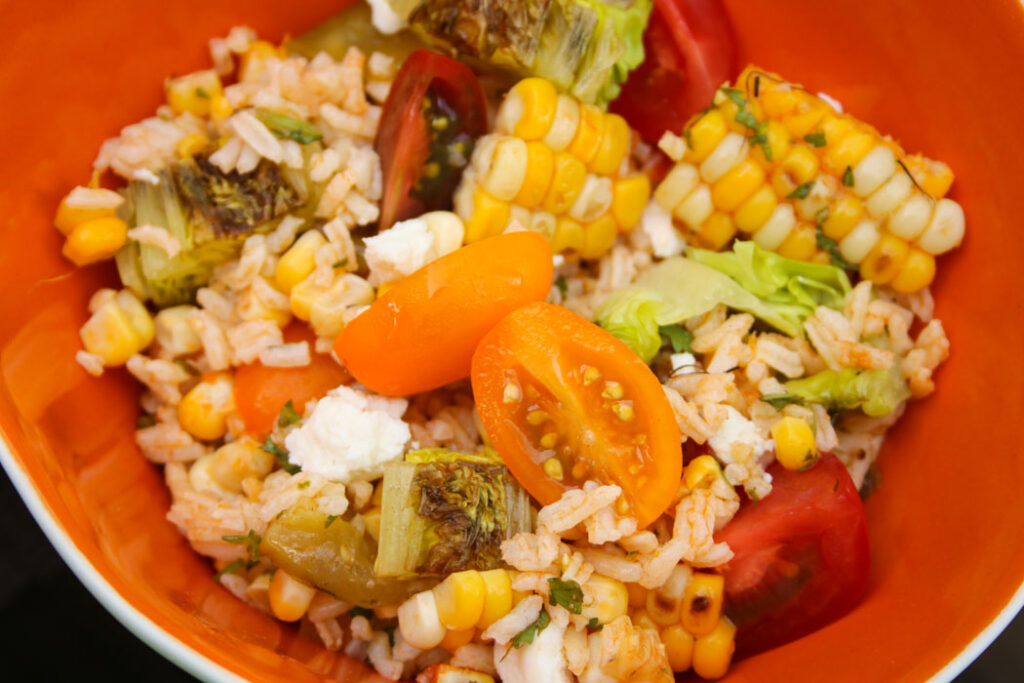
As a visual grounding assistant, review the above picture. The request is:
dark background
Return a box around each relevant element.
[0,465,1020,681]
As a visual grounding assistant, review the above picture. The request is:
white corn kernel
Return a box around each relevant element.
[398,591,447,650]
[887,192,933,240]
[700,132,748,183]
[154,305,201,358]
[654,163,700,212]
[542,94,581,152]
[851,145,896,197]
[752,203,796,250]
[531,211,557,240]
[865,169,913,219]
[568,175,613,223]
[916,197,965,255]
[839,219,883,264]
[421,211,466,255]
[673,184,714,228]
[794,176,837,222]
[475,136,529,202]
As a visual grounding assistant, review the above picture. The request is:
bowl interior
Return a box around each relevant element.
[2,0,1023,681]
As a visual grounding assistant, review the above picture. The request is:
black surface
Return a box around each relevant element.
[0,463,1021,682]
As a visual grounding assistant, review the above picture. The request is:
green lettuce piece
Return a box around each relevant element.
[782,365,911,417]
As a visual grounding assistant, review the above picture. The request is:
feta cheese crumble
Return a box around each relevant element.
[284,385,410,483]
[708,405,773,465]
[640,201,686,258]
[366,0,407,34]
[363,213,464,285]
[670,352,700,375]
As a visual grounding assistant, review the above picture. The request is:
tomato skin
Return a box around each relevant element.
[376,50,488,231]
[611,0,737,142]
[471,302,682,528]
[717,453,870,656]
[233,324,352,436]
[335,232,553,397]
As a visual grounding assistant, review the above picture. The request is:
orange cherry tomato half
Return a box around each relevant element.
[334,231,554,397]
[471,302,683,528]
[234,324,352,436]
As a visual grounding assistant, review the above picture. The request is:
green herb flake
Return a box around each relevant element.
[555,276,568,298]
[659,324,694,353]
[750,123,773,162]
[803,133,826,147]
[735,109,759,130]
[548,577,584,615]
[511,609,551,649]
[195,87,210,99]
[297,480,311,490]
[721,87,747,108]
[842,165,855,187]
[350,606,374,619]
[815,225,856,272]
[786,181,814,200]
[586,617,603,632]
[324,514,339,528]
[332,258,349,269]
[261,437,300,474]
[214,559,244,581]
[760,393,805,409]
[277,400,301,429]
[254,108,324,145]
[815,207,831,226]
[222,529,262,567]
[136,414,157,429]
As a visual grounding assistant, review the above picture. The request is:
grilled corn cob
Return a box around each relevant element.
[653,66,965,292]
[454,77,650,259]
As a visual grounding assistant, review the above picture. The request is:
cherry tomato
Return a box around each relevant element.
[611,0,737,142]
[471,302,682,528]
[335,232,553,397]
[376,49,488,231]
[717,453,870,656]
[233,324,352,436]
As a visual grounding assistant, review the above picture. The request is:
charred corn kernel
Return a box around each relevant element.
[62,216,128,266]
[611,175,651,230]
[569,176,613,223]
[684,455,724,491]
[55,187,123,234]
[399,590,447,650]
[178,373,235,442]
[275,230,326,294]
[692,617,736,680]
[154,305,201,357]
[823,131,875,175]
[476,136,529,202]
[542,153,588,214]
[839,219,883,264]
[851,145,897,197]
[674,185,714,228]
[551,216,585,253]
[439,627,476,652]
[542,94,581,152]
[772,146,820,197]
[589,113,629,175]
[433,570,486,631]
[580,214,618,259]
[496,78,559,140]
[176,133,209,158]
[568,103,605,164]
[681,574,725,637]
[165,69,222,117]
[776,223,818,261]
[887,192,932,240]
[917,197,966,255]
[697,213,736,251]
[581,575,629,625]
[662,624,696,673]
[363,507,382,543]
[771,416,819,471]
[210,437,274,493]
[80,290,155,366]
[905,155,954,198]
[750,120,791,167]
[711,159,766,212]
[655,163,700,212]
[890,247,936,293]
[647,565,692,627]
[700,132,748,184]
[752,203,796,250]
[209,92,233,123]
[684,110,729,164]
[822,195,864,241]
[866,170,913,218]
[268,569,316,622]
[476,569,513,629]
[462,187,511,243]
[513,141,555,208]
[733,185,777,234]
[860,234,911,285]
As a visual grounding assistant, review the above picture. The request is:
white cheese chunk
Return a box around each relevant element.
[363,217,434,286]
[670,352,700,375]
[366,0,407,34]
[708,405,773,465]
[640,201,686,258]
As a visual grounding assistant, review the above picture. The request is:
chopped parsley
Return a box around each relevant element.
[350,606,374,619]
[815,225,856,272]
[254,108,324,145]
[222,530,261,568]
[332,258,349,269]
[325,514,339,528]
[277,400,301,428]
[720,87,747,108]
[195,87,210,99]
[554,276,568,299]
[297,480,311,490]
[786,181,814,200]
[760,393,805,409]
[261,437,299,474]
[659,324,694,353]
[511,609,551,649]
[815,207,831,226]
[586,617,603,632]
[214,559,244,581]
[548,577,584,615]
[734,109,759,130]
[803,132,826,147]
[842,165,855,187]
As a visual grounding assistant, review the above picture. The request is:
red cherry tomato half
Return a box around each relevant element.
[716,453,870,656]
[612,0,737,142]
[375,49,488,231]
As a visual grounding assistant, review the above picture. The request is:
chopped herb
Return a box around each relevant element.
[325,514,339,528]
[214,559,244,581]
[586,617,603,632]
[803,133,827,147]
[297,480,311,490]
[721,87,747,108]
[332,258,349,269]
[786,181,814,200]
[842,165,855,187]
[254,108,324,145]
[350,606,374,619]
[277,400,301,428]
[749,122,772,162]
[195,87,210,99]
[136,414,157,429]
[511,609,550,648]
[734,109,759,130]
[798,452,818,472]
[222,530,262,567]
[659,324,694,353]
[815,225,856,272]
[174,358,201,376]
[555,276,568,298]
[760,393,805,409]
[815,207,831,225]
[548,577,584,614]
[261,437,300,474]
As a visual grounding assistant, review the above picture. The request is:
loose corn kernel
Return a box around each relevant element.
[684,455,724,491]
[890,247,936,293]
[209,92,234,123]
[838,219,883,264]
[822,195,864,241]
[542,94,581,152]
[860,234,911,285]
[463,187,511,243]
[851,145,897,197]
[62,216,128,266]
[275,230,326,294]
[662,624,696,673]
[674,185,714,228]
[497,78,559,140]
[433,570,486,631]
[752,203,796,251]
[551,216,585,253]
[79,289,155,366]
[646,565,692,627]
[54,187,123,234]
[771,146,819,197]
[684,109,729,163]
[513,141,555,208]
[887,192,932,241]
[823,131,875,176]
[692,617,737,680]
[776,223,818,261]
[658,131,687,162]
[165,70,223,117]
[696,212,736,251]
[589,113,629,175]
[611,175,651,230]
[733,185,777,234]
[154,305,201,357]
[427,665,495,683]
[771,416,819,471]
[268,569,317,622]
[178,373,235,442]
[439,627,476,652]
[568,104,606,164]
[700,132,748,183]
[711,159,766,212]
[542,152,588,214]
[239,40,280,82]
[654,163,700,213]
[210,437,274,493]
[477,569,513,630]
[308,274,374,339]
[580,214,618,259]
[581,575,629,626]
[363,507,382,543]
[477,137,529,202]
[750,120,791,167]
[398,590,447,650]
[916,197,966,255]
[176,133,209,159]
[681,573,725,637]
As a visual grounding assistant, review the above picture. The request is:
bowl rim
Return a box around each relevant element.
[2,432,1022,682]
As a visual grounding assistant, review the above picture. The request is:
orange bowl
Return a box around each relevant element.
[1,0,1023,681]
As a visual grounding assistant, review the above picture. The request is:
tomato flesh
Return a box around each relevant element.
[472,302,682,528]
[717,453,870,655]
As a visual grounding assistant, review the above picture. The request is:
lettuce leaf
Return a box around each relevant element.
[782,364,911,417]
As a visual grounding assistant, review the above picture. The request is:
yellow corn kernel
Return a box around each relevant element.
[781,106,826,138]
[464,188,511,243]
[818,116,857,150]
[626,582,647,609]
[611,175,651,230]
[716,96,742,133]
[154,305,201,358]
[176,133,209,159]
[776,223,818,261]
[79,290,155,366]
[512,141,555,208]
[771,146,819,197]
[684,109,729,164]
[268,569,317,622]
[681,573,724,637]
[684,455,724,491]
[771,416,819,471]
[711,159,766,212]
[733,185,777,234]
[889,247,936,293]
[62,216,128,266]
[904,155,954,198]
[439,627,476,653]
[822,195,864,241]
[654,163,700,213]
[398,590,447,650]
[542,153,588,214]
[433,570,486,631]
[477,569,513,630]
[308,273,374,339]
[589,113,630,175]
[860,233,911,285]
[916,197,966,255]
[760,87,801,119]
[662,624,696,673]
[646,565,692,627]
[499,78,559,140]
[750,120,791,168]
[54,187,123,234]
[275,230,326,294]
[165,69,223,117]
[210,92,233,123]
[581,575,629,626]
[568,104,605,164]
[692,617,736,680]
[210,437,274,493]
[823,131,875,176]
[551,216,585,253]
[363,507,382,543]
[580,214,618,259]
[696,212,736,251]
[240,40,279,82]
[178,373,235,442]
[569,176,613,223]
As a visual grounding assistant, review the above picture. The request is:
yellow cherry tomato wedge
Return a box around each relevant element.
[471,302,682,528]
[335,231,553,396]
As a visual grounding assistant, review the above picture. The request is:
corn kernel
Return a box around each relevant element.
[589,113,629,175]
[860,233,911,285]
[434,570,486,631]
[176,133,209,159]
[906,155,954,198]
[542,94,581,152]
[646,565,691,626]
[268,569,316,622]
[734,185,777,234]
[611,175,651,230]
[771,416,819,471]
[866,170,913,219]
[54,187,123,235]
[477,137,529,202]
[568,104,605,164]
[776,223,818,261]
[275,230,326,294]
[760,87,801,119]
[399,590,447,650]
[178,373,235,442]
[771,146,819,197]
[62,216,128,266]
[655,163,700,213]
[626,582,647,609]
[838,219,883,264]
[823,131,874,175]
[165,69,223,117]
[681,573,724,637]
[711,159,766,212]
[240,40,279,82]
[917,197,966,255]
[542,153,588,215]
[684,455,724,491]
[477,569,513,629]
[887,192,932,241]
[580,214,618,259]
[822,195,864,241]
[700,132,747,184]
[498,78,559,140]
[684,109,729,164]
[210,437,274,493]
[750,120,791,167]
[851,145,897,197]
[662,624,696,673]
[79,290,155,366]
[697,213,736,251]
[439,627,476,652]
[752,203,796,250]
[781,107,826,138]
[692,617,736,680]
[210,92,233,123]
[674,185,713,228]
[512,141,555,208]
[463,188,511,243]
[581,575,629,625]
[889,247,935,293]
[363,507,382,543]
[154,305,201,357]
[551,216,585,253]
